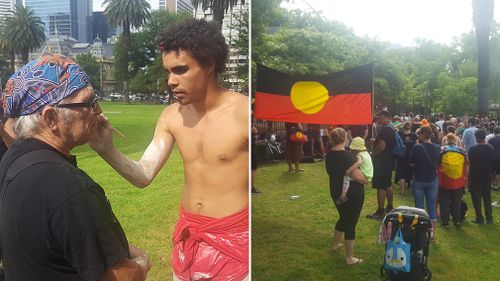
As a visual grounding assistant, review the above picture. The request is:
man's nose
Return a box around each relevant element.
[168,75,178,87]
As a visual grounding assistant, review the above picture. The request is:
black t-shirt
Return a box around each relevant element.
[373,125,396,165]
[487,135,500,160]
[409,143,441,182]
[468,143,495,184]
[325,150,362,199]
[0,139,129,281]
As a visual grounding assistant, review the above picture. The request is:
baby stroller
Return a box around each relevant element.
[379,206,432,281]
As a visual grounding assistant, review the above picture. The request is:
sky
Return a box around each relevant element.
[93,0,158,12]
[282,0,500,47]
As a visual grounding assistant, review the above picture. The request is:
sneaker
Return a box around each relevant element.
[441,222,450,228]
[453,222,461,228]
[492,186,499,191]
[366,209,385,220]
[492,202,500,208]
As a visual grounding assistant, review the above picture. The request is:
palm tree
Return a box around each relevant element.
[104,0,151,103]
[3,5,45,65]
[191,0,245,28]
[472,0,494,116]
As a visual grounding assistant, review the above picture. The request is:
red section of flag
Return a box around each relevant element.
[254,92,372,125]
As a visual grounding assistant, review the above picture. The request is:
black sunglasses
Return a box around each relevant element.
[55,96,99,111]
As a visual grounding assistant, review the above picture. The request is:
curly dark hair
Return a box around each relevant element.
[155,19,228,75]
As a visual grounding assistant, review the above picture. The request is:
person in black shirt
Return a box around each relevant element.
[0,55,151,281]
[326,127,368,266]
[367,111,396,219]
[468,129,494,224]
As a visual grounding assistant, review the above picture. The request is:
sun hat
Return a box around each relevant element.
[349,137,367,151]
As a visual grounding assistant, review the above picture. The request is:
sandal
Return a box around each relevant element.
[346,258,363,266]
[331,243,343,251]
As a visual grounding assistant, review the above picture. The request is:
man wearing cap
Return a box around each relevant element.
[90,19,249,281]
[367,110,396,220]
[0,55,151,281]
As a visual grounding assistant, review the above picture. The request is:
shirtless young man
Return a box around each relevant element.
[90,19,249,280]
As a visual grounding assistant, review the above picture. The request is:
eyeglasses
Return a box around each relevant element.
[55,96,99,112]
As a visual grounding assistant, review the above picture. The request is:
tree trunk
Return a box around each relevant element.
[476,31,490,117]
[21,49,29,65]
[122,21,131,104]
[213,3,224,28]
[9,50,15,72]
[473,0,494,117]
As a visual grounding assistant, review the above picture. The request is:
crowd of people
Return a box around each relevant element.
[251,111,500,266]
[325,110,500,265]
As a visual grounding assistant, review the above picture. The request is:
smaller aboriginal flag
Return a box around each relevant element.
[254,64,373,125]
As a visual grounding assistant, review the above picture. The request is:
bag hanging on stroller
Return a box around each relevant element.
[380,206,433,281]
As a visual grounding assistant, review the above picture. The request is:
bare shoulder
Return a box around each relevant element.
[226,91,248,118]
[157,102,181,130]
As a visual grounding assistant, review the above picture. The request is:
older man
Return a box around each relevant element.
[0,55,151,281]
[90,19,249,281]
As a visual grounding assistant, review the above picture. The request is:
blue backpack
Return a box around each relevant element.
[391,127,406,157]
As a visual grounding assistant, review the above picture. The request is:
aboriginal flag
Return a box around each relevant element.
[254,64,373,125]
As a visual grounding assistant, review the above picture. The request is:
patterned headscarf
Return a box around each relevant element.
[2,55,90,118]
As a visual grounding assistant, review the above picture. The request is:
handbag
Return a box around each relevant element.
[384,226,411,272]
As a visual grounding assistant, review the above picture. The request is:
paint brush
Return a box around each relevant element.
[112,127,127,140]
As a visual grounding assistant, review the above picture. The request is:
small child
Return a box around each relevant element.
[336,137,373,205]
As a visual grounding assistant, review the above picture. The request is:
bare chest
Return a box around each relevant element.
[172,114,247,164]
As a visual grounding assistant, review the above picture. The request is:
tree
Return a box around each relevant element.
[104,0,151,103]
[191,0,245,27]
[472,0,494,116]
[2,5,45,65]
[75,53,101,93]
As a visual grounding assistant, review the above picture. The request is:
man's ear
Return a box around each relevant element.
[40,107,59,130]
[207,58,216,75]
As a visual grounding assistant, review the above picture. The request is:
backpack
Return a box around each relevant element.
[391,127,406,157]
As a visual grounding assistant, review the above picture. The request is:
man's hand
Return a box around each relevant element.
[129,244,152,275]
[89,114,115,154]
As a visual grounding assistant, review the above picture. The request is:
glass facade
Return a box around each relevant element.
[25,0,92,42]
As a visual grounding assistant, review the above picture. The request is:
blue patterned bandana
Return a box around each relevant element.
[2,55,90,118]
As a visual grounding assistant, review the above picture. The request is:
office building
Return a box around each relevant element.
[0,0,22,20]
[25,0,93,43]
[159,0,193,16]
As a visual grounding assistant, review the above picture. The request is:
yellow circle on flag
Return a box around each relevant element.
[290,81,329,114]
[296,131,303,139]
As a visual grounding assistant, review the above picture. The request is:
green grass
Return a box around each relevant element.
[252,161,500,281]
[73,102,181,280]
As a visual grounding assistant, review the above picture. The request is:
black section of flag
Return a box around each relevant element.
[256,64,373,96]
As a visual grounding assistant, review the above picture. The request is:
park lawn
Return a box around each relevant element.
[252,160,500,281]
[72,102,182,280]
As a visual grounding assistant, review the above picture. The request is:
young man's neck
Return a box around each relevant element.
[190,83,229,112]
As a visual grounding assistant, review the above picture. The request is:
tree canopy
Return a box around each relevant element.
[252,0,499,117]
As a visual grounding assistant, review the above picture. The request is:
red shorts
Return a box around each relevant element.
[171,207,249,280]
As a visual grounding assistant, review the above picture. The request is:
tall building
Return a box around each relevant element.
[159,0,194,16]
[25,0,93,43]
[195,2,248,93]
[92,11,109,43]
[0,0,21,20]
